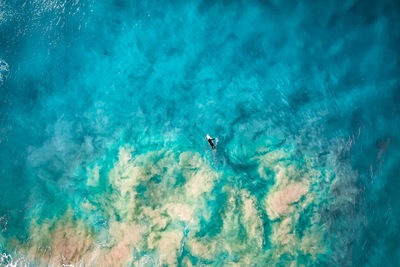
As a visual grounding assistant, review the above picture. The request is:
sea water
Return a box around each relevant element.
[0,0,399,266]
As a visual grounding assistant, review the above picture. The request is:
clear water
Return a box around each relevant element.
[1,0,399,266]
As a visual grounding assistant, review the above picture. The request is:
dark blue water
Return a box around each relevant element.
[1,0,399,266]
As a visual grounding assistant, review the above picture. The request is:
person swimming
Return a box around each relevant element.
[206,134,217,151]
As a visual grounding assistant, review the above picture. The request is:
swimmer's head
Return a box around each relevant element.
[206,134,211,140]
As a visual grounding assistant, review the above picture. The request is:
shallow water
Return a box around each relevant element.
[0,0,400,266]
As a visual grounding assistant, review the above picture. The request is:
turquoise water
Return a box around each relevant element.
[1,0,400,266]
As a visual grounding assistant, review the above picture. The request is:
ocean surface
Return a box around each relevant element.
[0,0,399,266]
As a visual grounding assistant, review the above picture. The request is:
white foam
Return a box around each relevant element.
[0,251,29,267]
[0,59,9,84]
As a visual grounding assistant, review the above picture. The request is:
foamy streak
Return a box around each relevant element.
[0,251,29,267]
[0,59,9,84]
[6,142,337,266]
